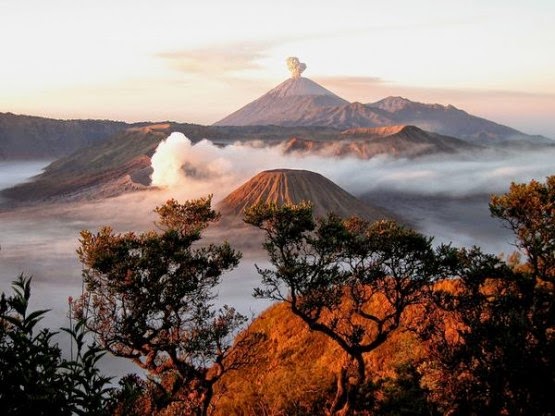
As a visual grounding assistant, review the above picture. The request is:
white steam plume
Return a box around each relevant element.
[150,132,555,202]
[286,57,306,79]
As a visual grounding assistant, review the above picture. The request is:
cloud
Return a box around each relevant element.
[158,41,271,76]
[316,75,388,88]
[150,132,555,202]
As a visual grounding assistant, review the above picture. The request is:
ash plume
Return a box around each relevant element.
[286,57,306,79]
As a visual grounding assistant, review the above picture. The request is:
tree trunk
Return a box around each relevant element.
[200,384,213,416]
[328,353,366,416]
[328,365,348,415]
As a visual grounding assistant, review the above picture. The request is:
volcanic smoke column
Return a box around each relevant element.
[286,57,306,79]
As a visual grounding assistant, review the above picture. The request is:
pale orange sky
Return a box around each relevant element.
[0,0,554,137]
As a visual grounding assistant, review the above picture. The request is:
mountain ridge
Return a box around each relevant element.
[281,125,479,159]
[0,112,132,160]
[213,78,552,145]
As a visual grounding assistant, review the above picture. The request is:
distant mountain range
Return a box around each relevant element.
[1,75,551,162]
[214,77,552,145]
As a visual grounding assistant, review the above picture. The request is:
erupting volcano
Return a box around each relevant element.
[214,57,348,127]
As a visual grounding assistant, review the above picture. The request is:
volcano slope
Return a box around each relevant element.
[217,168,392,224]
[214,77,348,127]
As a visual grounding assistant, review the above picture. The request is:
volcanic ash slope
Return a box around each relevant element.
[217,169,392,223]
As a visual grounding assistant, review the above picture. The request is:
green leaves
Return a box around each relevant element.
[0,276,112,415]
[155,196,220,237]
[76,197,245,415]
[61,320,113,416]
[244,201,315,244]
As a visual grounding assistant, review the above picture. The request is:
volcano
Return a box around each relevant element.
[213,62,552,144]
[217,169,391,222]
[214,77,348,127]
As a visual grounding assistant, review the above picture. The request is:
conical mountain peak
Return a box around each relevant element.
[213,77,348,126]
[217,169,391,222]
[266,77,346,99]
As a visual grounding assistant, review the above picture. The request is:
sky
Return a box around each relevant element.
[0,0,554,137]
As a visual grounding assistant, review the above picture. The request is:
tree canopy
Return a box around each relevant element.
[245,202,450,414]
[75,196,245,415]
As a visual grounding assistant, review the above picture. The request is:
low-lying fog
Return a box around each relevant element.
[0,160,52,203]
[1,136,553,378]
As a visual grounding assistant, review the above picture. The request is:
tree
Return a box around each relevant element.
[0,275,71,415]
[0,275,112,415]
[421,247,529,414]
[245,203,446,415]
[489,175,554,414]
[423,175,555,415]
[375,363,438,416]
[75,196,245,415]
[490,175,555,283]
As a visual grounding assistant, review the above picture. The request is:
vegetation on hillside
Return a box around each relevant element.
[243,204,448,415]
[75,196,252,416]
[1,175,553,415]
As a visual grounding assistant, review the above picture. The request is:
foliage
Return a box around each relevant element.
[374,363,438,416]
[421,248,526,414]
[3,176,554,415]
[213,300,429,416]
[423,175,555,415]
[0,275,71,415]
[75,196,245,415]
[62,319,114,415]
[245,202,448,414]
[109,374,151,416]
[0,275,112,415]
[490,175,555,283]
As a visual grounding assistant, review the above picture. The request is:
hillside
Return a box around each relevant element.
[213,301,425,415]
[0,123,341,204]
[281,125,480,159]
[0,112,131,160]
[0,125,166,202]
